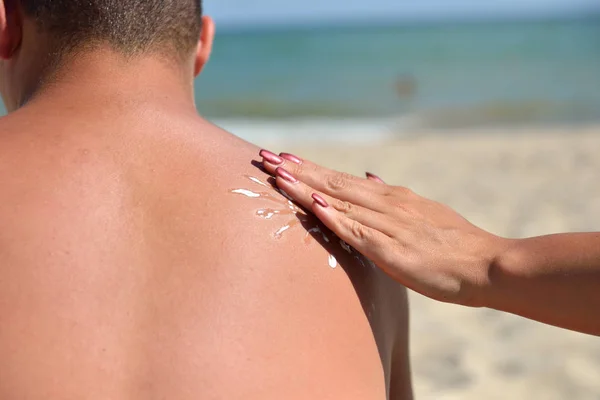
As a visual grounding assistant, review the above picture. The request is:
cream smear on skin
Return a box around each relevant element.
[232,175,372,270]
[232,175,338,269]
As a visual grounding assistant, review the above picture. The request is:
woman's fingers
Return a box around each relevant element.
[311,195,424,293]
[309,194,401,273]
[259,150,390,211]
[274,167,398,237]
[365,172,385,183]
[259,151,500,308]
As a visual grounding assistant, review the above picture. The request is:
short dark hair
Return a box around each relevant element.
[20,0,203,59]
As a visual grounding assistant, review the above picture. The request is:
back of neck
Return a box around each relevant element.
[23,48,198,116]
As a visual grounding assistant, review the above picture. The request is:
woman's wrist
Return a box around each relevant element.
[475,236,521,309]
[480,236,532,311]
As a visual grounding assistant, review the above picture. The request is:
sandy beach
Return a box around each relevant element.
[251,124,600,399]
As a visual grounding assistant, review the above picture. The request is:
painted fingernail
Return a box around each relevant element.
[366,172,385,183]
[312,193,329,208]
[280,153,303,165]
[260,149,284,165]
[276,167,299,183]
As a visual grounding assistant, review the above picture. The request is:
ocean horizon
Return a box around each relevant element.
[196,15,600,129]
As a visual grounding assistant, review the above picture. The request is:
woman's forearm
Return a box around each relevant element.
[486,233,600,335]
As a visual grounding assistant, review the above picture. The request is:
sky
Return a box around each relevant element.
[207,0,600,26]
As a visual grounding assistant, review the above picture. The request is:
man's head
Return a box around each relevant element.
[0,0,214,111]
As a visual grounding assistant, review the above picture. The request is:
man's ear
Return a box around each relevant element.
[0,0,9,59]
[0,0,22,60]
[193,16,215,77]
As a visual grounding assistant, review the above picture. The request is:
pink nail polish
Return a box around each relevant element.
[366,172,385,183]
[260,149,284,165]
[280,153,303,165]
[312,193,329,208]
[276,167,298,183]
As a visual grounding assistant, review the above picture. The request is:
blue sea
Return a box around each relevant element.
[2,16,599,131]
[196,16,600,129]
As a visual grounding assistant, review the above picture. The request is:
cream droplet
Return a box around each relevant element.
[274,225,291,238]
[306,227,320,237]
[232,189,261,198]
[278,189,294,201]
[248,176,269,187]
[340,240,353,254]
[257,209,279,219]
[328,254,338,269]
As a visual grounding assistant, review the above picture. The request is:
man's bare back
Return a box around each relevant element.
[0,95,411,399]
[0,2,412,398]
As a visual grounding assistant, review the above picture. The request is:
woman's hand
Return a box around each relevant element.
[259,150,600,335]
[259,150,511,307]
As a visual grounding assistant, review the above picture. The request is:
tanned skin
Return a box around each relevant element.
[0,3,412,399]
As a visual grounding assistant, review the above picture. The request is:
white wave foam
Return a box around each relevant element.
[212,116,422,146]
